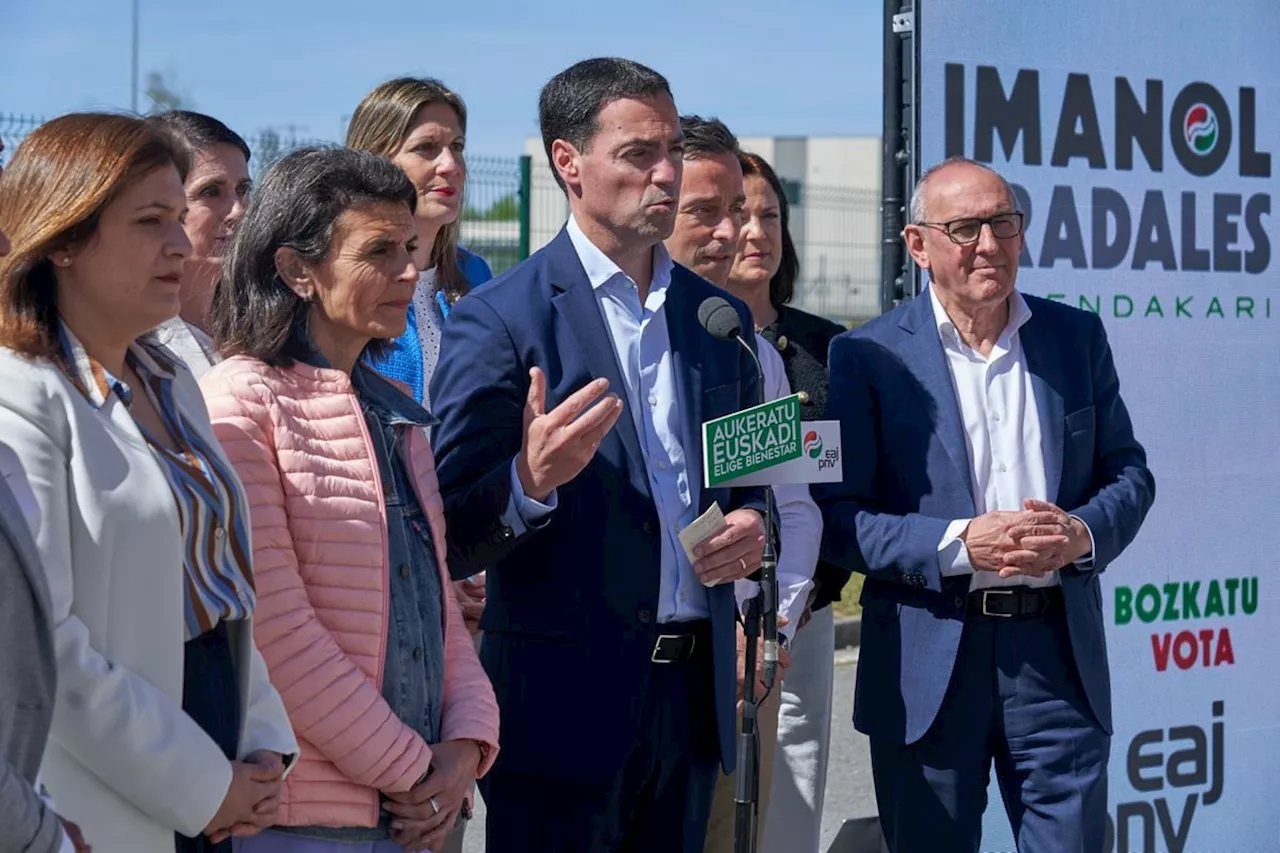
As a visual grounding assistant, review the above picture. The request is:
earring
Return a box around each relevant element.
[55,255,71,267]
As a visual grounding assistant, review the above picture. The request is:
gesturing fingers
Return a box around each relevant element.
[545,377,612,429]
[561,393,624,445]
[525,367,548,419]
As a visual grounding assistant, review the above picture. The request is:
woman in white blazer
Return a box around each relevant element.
[0,114,298,853]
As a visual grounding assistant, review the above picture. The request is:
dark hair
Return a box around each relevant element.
[209,146,416,366]
[150,110,251,164]
[679,115,740,160]
[0,112,189,360]
[539,58,672,191]
[739,152,800,308]
[346,77,471,299]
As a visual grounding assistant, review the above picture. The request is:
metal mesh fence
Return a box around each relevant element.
[1,114,882,323]
[0,114,41,164]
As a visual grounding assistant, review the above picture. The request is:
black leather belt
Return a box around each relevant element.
[967,586,1062,620]
[651,619,711,664]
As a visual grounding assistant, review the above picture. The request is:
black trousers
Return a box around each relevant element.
[482,626,721,852]
[176,621,242,853]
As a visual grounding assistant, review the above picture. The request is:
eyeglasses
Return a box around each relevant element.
[916,212,1024,245]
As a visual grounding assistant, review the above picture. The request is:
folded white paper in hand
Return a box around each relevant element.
[678,502,728,584]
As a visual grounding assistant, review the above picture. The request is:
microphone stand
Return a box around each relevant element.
[731,334,780,853]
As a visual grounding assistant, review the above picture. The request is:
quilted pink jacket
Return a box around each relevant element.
[199,355,499,829]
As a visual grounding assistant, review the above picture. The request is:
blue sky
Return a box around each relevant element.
[2,0,883,157]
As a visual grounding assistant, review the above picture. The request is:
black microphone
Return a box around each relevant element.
[695,296,780,688]
[697,295,743,342]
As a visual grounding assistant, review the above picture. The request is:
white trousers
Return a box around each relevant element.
[761,604,835,853]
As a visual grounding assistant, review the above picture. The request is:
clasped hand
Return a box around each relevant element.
[453,573,486,636]
[205,750,286,844]
[384,740,483,852]
[962,499,1090,579]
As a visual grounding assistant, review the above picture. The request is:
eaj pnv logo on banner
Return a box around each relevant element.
[1108,701,1226,853]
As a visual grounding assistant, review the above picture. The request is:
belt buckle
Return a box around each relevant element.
[981,589,1015,618]
[651,633,692,664]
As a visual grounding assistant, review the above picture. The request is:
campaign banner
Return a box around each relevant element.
[702,394,802,487]
[917,1,1280,850]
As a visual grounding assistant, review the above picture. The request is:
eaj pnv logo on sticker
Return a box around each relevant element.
[702,394,802,487]
[804,430,823,458]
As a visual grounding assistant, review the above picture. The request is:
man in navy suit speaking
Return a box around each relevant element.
[429,58,769,851]
[818,157,1155,852]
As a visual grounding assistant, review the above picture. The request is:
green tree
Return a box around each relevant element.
[468,192,519,222]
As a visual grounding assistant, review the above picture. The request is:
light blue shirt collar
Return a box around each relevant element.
[566,215,674,296]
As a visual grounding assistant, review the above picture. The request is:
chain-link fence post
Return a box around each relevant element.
[518,155,532,262]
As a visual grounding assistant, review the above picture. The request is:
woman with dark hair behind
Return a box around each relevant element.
[726,152,847,853]
[149,111,253,377]
[199,147,499,853]
[0,112,297,853]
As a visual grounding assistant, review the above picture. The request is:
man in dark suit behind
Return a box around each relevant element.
[429,58,769,851]
[817,157,1155,852]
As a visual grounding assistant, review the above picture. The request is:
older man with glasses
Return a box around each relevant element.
[817,157,1155,852]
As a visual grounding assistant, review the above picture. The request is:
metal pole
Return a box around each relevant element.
[733,593,762,853]
[731,331,778,853]
[880,0,906,313]
[518,155,532,261]
[130,0,139,113]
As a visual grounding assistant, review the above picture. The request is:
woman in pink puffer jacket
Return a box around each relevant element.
[199,147,498,853]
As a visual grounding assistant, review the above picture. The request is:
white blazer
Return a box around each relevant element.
[0,345,298,853]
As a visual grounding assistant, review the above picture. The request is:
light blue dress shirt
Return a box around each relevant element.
[501,217,709,622]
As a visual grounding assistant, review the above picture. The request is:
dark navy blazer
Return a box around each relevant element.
[429,228,767,782]
[817,289,1155,744]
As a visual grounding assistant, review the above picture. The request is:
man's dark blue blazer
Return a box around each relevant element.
[817,289,1155,746]
[429,228,767,783]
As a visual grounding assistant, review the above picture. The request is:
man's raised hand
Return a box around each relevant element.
[515,367,624,502]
